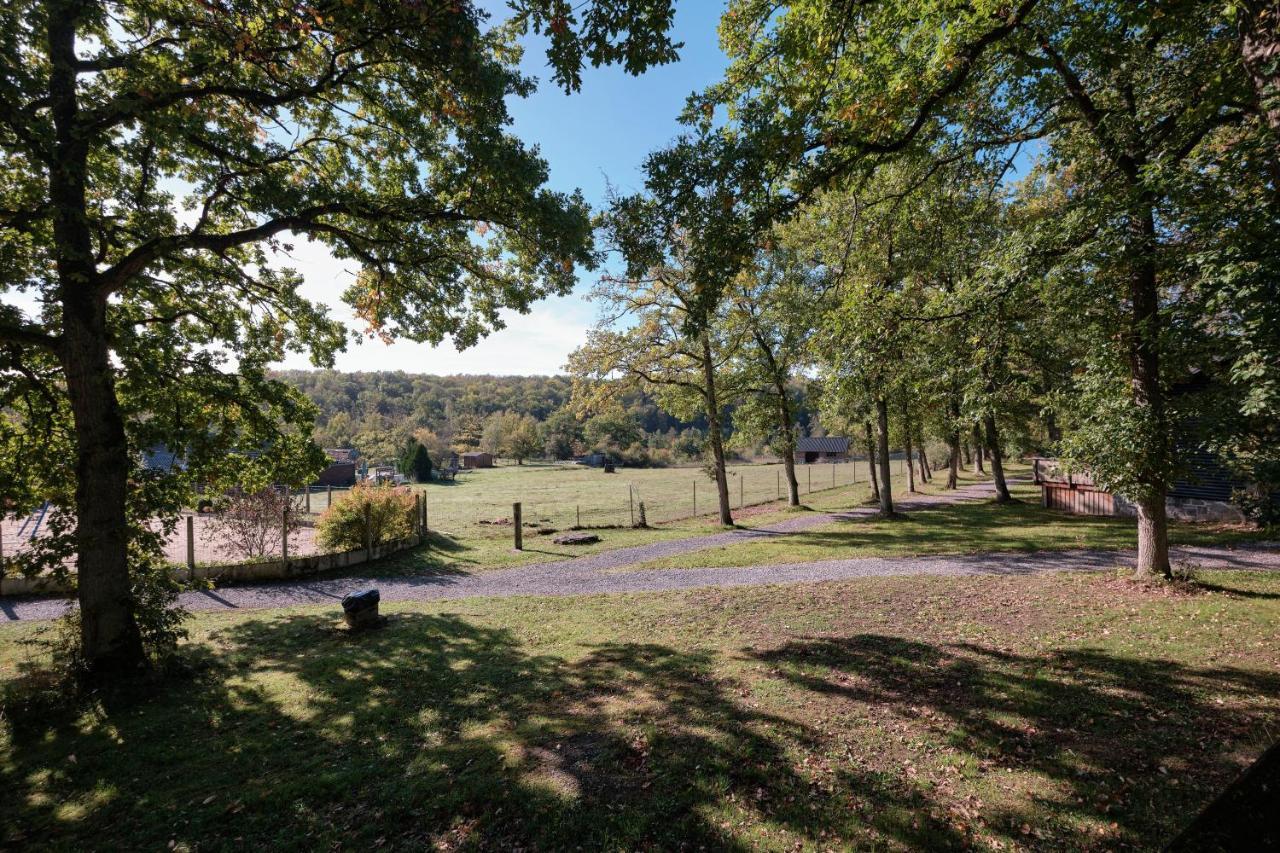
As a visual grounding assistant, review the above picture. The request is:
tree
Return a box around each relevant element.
[541,407,584,460]
[569,252,744,525]
[399,439,433,483]
[504,414,542,464]
[0,0,679,673]
[700,0,1271,578]
[723,248,816,507]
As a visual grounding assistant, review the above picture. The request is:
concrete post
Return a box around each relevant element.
[513,502,523,550]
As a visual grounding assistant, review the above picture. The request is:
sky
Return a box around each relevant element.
[273,2,731,377]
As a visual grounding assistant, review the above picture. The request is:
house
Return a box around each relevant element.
[460,451,494,469]
[1033,456,1249,523]
[794,436,850,465]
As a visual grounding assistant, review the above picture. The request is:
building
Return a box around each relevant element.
[460,451,494,469]
[793,436,851,465]
[310,448,357,487]
[1033,456,1248,523]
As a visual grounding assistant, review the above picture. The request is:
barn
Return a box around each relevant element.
[314,448,358,487]
[1033,456,1249,523]
[793,436,850,465]
[460,451,495,469]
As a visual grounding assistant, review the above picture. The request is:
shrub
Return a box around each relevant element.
[202,488,300,560]
[317,484,415,552]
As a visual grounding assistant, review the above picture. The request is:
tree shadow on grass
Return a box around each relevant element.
[4,618,1277,850]
[0,613,970,851]
[752,634,1280,847]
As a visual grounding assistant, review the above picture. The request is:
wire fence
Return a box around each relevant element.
[0,459,914,573]
[402,459,911,538]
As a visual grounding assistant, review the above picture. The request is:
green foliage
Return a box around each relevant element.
[401,441,434,483]
[316,484,416,552]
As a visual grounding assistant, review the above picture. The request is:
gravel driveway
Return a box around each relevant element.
[5,480,1276,622]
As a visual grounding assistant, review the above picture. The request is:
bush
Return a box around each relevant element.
[202,488,300,560]
[316,484,416,552]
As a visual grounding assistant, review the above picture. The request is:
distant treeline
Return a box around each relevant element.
[275,370,819,467]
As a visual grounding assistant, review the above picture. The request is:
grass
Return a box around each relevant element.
[3,568,1280,850]
[403,459,876,534]
[626,483,1271,572]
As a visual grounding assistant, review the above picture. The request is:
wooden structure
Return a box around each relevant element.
[460,451,494,469]
[794,436,850,465]
[1033,459,1115,516]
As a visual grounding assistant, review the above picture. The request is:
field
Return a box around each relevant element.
[396,459,890,533]
[3,567,1279,850]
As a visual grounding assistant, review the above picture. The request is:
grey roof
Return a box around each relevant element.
[795,436,850,454]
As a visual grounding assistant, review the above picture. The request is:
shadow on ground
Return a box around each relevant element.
[2,614,1276,849]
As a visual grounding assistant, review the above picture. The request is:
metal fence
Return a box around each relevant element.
[0,459,913,572]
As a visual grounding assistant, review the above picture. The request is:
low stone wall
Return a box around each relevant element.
[1113,495,1246,524]
[0,533,422,598]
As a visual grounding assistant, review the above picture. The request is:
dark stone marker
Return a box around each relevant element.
[342,588,381,630]
[553,533,600,545]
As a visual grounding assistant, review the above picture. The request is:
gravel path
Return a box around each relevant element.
[5,480,1277,622]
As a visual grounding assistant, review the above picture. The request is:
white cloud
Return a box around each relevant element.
[270,235,595,376]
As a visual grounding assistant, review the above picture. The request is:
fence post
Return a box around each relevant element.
[832,463,836,490]
[576,505,580,528]
[629,485,635,527]
[363,503,373,559]
[739,476,744,509]
[692,481,697,518]
[423,486,429,533]
[282,505,289,563]
[808,466,812,493]
[327,484,333,509]
[513,502,523,550]
[414,493,422,536]
[777,468,780,500]
[186,515,195,573]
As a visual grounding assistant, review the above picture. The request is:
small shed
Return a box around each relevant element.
[794,436,850,465]
[461,451,494,469]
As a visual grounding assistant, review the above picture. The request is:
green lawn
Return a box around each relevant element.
[626,484,1270,572]
[3,569,1279,850]
[310,459,889,533]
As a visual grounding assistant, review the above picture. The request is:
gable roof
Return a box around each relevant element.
[795,436,850,454]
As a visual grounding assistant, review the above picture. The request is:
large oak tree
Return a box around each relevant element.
[0,0,677,672]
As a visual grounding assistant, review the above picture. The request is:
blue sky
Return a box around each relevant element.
[278,1,731,376]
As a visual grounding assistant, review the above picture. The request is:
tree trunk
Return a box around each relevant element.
[864,420,880,502]
[961,438,971,468]
[902,400,916,494]
[983,414,1012,503]
[972,425,985,474]
[875,398,894,515]
[772,379,800,507]
[700,333,733,526]
[1238,1,1280,137]
[1128,201,1172,578]
[946,394,961,490]
[48,2,146,674]
[917,428,932,483]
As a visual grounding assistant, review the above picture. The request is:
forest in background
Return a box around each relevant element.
[275,369,827,468]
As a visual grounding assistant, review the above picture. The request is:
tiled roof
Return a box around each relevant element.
[795,436,850,454]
